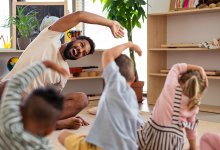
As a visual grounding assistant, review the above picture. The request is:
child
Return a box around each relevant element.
[200,133,220,150]
[58,42,143,150]
[137,63,208,150]
[0,60,68,149]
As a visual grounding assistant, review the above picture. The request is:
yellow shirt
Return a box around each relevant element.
[64,134,102,150]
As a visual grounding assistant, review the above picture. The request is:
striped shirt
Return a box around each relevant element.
[0,62,52,150]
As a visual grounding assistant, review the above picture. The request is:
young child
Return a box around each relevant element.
[200,132,220,150]
[58,42,143,150]
[137,63,208,150]
[0,60,68,149]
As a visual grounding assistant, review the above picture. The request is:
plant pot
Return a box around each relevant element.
[17,37,31,50]
[131,81,144,103]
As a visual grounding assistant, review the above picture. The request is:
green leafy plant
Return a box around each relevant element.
[93,0,147,81]
[3,6,39,38]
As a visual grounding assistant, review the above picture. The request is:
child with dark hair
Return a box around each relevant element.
[58,42,143,150]
[0,60,68,149]
[137,63,208,150]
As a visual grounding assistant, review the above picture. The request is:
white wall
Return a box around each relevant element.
[148,0,170,13]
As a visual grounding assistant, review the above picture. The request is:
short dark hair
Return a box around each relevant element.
[76,36,95,55]
[115,54,135,82]
[24,87,64,126]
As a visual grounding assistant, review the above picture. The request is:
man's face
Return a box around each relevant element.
[64,39,91,60]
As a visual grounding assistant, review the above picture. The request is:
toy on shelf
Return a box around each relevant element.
[67,30,82,41]
[199,38,220,49]
[69,66,100,77]
[7,57,19,71]
[0,35,12,48]
[196,0,220,8]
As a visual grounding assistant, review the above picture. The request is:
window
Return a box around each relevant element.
[84,0,147,92]
[0,1,10,48]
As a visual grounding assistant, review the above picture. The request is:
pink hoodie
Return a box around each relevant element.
[151,63,199,140]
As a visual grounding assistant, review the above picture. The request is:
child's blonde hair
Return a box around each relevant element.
[179,70,206,110]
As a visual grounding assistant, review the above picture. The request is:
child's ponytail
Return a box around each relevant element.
[179,71,206,110]
[185,76,200,110]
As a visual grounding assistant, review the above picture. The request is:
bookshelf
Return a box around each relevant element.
[148,8,220,113]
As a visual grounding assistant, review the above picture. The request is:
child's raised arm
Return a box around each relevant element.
[102,42,142,68]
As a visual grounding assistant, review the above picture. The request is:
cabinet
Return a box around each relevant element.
[11,0,68,49]
[147,8,220,113]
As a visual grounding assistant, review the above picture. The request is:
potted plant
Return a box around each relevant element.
[3,6,39,50]
[93,0,148,102]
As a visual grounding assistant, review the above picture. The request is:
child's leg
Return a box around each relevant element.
[200,133,220,150]
[59,92,88,120]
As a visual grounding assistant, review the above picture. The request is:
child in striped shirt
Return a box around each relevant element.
[0,60,68,150]
[137,63,208,150]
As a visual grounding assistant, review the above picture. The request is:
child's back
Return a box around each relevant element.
[137,63,207,150]
[58,42,143,150]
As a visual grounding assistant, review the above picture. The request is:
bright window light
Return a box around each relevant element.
[84,0,148,92]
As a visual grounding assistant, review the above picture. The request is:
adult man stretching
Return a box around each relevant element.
[0,11,124,129]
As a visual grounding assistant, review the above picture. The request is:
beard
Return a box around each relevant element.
[63,41,78,60]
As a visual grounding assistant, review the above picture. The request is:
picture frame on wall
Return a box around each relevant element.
[170,0,199,11]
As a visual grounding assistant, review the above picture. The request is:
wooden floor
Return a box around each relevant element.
[48,99,220,150]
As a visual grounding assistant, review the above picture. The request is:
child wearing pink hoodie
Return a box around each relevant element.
[137,63,208,150]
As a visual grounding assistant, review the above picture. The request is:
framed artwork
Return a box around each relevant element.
[170,0,199,11]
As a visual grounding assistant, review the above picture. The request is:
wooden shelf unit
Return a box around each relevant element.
[0,49,24,53]
[147,8,220,113]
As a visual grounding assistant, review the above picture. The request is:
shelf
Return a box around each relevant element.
[0,49,24,53]
[149,48,219,51]
[200,104,220,113]
[149,7,220,16]
[68,76,102,80]
[149,73,167,77]
[149,73,220,80]
[88,95,101,101]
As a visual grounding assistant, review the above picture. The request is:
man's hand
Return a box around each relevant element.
[110,21,124,38]
[42,60,69,77]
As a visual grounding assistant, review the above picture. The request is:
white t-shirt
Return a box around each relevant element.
[2,28,69,93]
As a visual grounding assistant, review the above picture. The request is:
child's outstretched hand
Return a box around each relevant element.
[130,42,142,56]
[43,60,69,77]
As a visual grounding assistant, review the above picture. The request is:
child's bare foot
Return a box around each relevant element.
[55,116,89,130]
